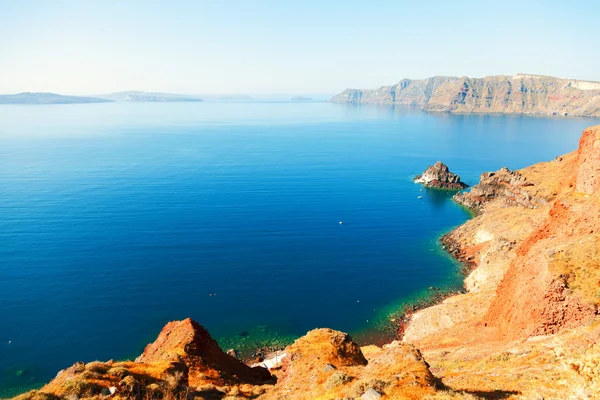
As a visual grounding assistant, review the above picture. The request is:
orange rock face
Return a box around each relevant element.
[138,318,272,386]
[404,125,600,398]
[483,125,600,339]
[262,329,436,400]
[576,125,600,194]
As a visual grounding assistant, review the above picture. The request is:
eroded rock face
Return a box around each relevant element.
[576,125,600,195]
[414,161,468,190]
[285,328,368,368]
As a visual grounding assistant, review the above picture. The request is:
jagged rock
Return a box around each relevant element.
[414,161,468,189]
[453,167,539,214]
[138,318,272,385]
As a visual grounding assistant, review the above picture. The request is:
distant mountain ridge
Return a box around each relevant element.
[96,91,203,102]
[331,74,600,117]
[0,92,111,104]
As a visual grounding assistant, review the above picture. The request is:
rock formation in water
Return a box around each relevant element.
[331,74,600,117]
[15,125,600,399]
[414,161,468,189]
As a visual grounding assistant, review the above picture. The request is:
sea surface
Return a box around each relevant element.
[0,101,596,395]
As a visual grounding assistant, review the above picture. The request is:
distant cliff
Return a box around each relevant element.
[331,74,600,117]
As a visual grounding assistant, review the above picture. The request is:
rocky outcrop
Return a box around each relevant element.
[331,74,600,117]
[414,162,468,190]
[261,329,437,400]
[453,167,542,214]
[22,319,273,400]
[137,318,272,386]
[25,324,442,400]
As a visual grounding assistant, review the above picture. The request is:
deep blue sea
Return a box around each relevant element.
[0,101,596,396]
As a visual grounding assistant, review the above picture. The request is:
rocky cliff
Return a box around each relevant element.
[404,125,600,398]
[331,74,600,117]
[14,126,600,399]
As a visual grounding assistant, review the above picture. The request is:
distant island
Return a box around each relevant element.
[290,96,312,101]
[0,92,112,104]
[202,94,254,101]
[330,73,600,117]
[96,91,203,103]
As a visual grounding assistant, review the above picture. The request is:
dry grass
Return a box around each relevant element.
[84,361,110,374]
[550,234,600,307]
[12,391,61,400]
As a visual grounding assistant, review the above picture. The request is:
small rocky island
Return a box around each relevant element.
[414,161,468,189]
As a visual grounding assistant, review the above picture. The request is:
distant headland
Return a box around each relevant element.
[330,73,600,117]
[0,91,205,104]
[0,92,111,104]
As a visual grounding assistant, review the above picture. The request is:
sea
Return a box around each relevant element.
[0,100,596,396]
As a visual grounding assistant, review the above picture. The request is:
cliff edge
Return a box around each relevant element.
[404,125,600,398]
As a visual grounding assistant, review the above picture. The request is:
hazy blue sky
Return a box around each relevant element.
[1,0,598,95]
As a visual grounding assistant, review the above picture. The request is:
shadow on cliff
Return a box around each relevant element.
[435,376,520,399]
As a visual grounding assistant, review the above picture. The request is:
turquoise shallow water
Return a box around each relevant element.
[0,102,596,395]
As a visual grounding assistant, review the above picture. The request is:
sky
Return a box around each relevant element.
[0,0,599,95]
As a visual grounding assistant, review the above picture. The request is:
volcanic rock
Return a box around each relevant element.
[414,161,468,189]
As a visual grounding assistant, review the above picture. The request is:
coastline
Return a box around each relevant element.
[16,125,600,399]
[230,220,474,365]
